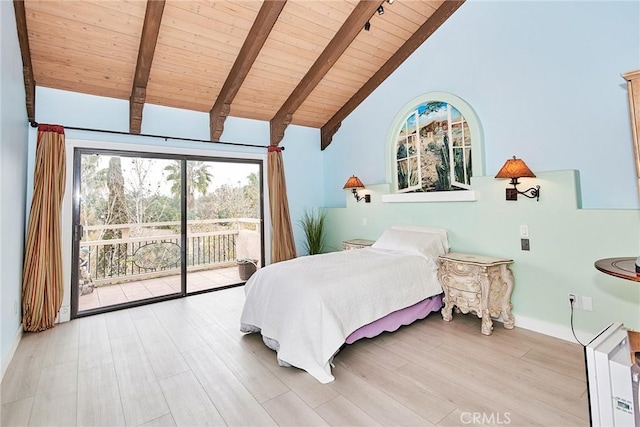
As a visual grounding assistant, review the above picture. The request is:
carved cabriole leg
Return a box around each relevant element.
[500,264,515,329]
[438,267,453,322]
[441,295,453,322]
[479,267,493,335]
[481,309,493,336]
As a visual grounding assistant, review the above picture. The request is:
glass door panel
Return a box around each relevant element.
[75,152,182,314]
[186,159,262,293]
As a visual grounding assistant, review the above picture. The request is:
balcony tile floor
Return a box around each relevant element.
[78,266,242,312]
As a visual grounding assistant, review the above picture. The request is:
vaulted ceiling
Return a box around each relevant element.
[14,0,464,149]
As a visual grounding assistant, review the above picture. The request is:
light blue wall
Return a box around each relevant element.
[320,0,640,338]
[0,0,29,377]
[323,0,640,210]
[35,87,324,255]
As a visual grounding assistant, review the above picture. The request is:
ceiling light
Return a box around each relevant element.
[387,0,394,4]
[364,21,371,31]
[377,5,384,15]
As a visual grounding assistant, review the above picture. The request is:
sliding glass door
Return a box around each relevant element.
[185,159,262,294]
[71,149,263,317]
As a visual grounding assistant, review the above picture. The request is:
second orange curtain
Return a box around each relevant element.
[267,145,296,263]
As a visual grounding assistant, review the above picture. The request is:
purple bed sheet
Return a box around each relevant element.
[345,293,444,344]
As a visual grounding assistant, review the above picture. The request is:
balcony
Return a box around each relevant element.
[78,218,260,312]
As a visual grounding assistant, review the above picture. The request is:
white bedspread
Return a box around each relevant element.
[240,248,443,383]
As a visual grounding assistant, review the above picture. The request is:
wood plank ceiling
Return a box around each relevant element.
[14,0,464,149]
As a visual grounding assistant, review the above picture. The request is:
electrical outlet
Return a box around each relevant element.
[568,293,581,309]
[521,238,530,251]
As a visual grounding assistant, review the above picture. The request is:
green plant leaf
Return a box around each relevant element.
[297,208,327,255]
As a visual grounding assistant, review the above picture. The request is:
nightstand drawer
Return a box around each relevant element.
[441,276,482,293]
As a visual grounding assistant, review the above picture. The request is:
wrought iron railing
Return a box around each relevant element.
[80,218,259,285]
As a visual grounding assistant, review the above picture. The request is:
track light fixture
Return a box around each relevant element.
[364,2,393,32]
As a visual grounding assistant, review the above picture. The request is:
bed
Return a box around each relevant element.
[240,225,448,383]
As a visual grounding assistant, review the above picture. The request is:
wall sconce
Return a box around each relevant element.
[495,156,541,201]
[343,175,371,203]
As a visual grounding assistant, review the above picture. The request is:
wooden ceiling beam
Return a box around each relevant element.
[210,0,286,141]
[130,0,165,134]
[13,0,35,123]
[320,0,466,150]
[270,0,383,146]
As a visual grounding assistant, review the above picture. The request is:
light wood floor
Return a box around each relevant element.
[1,287,589,426]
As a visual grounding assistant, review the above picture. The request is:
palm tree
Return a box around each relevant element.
[164,161,212,209]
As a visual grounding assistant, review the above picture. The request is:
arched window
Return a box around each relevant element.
[387,92,484,199]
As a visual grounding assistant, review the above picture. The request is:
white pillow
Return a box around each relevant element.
[371,228,448,259]
[390,225,450,251]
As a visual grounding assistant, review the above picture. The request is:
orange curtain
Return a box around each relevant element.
[22,124,66,332]
[267,145,296,263]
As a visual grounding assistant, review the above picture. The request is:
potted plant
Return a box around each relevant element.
[237,258,258,280]
[298,208,327,255]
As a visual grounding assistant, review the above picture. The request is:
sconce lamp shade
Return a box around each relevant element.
[495,156,540,201]
[343,175,370,203]
[343,175,365,190]
[495,156,536,179]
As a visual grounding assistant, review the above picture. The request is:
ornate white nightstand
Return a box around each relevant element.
[342,239,375,251]
[437,252,515,336]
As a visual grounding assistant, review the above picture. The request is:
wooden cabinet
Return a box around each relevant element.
[623,69,640,195]
[342,239,375,251]
[438,252,515,336]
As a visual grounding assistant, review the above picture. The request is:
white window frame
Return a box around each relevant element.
[384,92,484,203]
[396,111,422,193]
[448,104,472,190]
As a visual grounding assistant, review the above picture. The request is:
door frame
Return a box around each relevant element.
[62,138,270,322]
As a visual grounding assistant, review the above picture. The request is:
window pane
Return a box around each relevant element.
[409,157,419,187]
[398,159,408,190]
[451,123,463,147]
[397,137,407,160]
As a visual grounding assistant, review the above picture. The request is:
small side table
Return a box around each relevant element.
[438,252,515,335]
[594,257,640,282]
[342,239,375,251]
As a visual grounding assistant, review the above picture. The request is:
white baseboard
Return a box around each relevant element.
[1,325,23,382]
[511,314,594,344]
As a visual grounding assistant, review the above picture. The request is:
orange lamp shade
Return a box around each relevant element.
[343,175,365,189]
[495,156,536,179]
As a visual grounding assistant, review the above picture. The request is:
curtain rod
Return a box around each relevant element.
[28,121,283,151]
